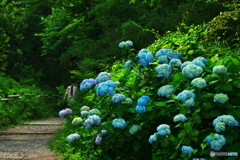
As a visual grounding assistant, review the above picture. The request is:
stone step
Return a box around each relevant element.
[0,125,63,135]
[0,117,64,160]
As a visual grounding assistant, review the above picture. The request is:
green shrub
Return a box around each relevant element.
[50,43,240,159]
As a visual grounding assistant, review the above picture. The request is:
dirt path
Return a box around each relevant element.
[0,117,65,160]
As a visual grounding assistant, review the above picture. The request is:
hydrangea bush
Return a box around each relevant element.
[56,44,240,160]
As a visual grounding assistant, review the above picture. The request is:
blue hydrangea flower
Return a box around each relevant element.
[171,53,182,60]
[213,93,229,103]
[157,85,176,98]
[124,60,133,69]
[80,78,96,91]
[72,117,83,125]
[157,55,168,64]
[213,65,227,74]
[212,115,239,132]
[59,109,67,118]
[194,57,208,65]
[181,61,193,70]
[182,64,203,78]
[84,115,101,128]
[137,49,154,66]
[95,72,111,84]
[119,41,125,48]
[101,130,108,136]
[192,158,207,160]
[155,64,172,78]
[89,109,101,115]
[65,108,72,114]
[137,95,150,106]
[112,118,127,129]
[215,122,226,132]
[80,111,89,117]
[173,114,187,122]
[95,134,103,145]
[185,99,195,107]
[191,77,207,89]
[181,146,194,154]
[205,133,226,151]
[192,59,205,68]
[129,125,142,134]
[67,133,80,142]
[169,59,182,67]
[135,105,147,113]
[119,40,133,48]
[156,124,171,136]
[177,90,196,103]
[96,80,116,96]
[125,40,133,46]
[149,134,157,144]
[80,106,90,111]
[59,108,72,117]
[155,48,174,59]
[111,94,126,103]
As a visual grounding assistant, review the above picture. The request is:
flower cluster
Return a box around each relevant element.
[80,78,96,91]
[124,60,133,69]
[155,49,182,64]
[205,133,226,151]
[157,124,171,136]
[155,48,174,60]
[177,90,196,107]
[119,40,133,48]
[213,93,229,103]
[212,115,239,132]
[181,146,194,154]
[129,125,142,134]
[191,77,207,89]
[80,106,90,117]
[89,109,101,115]
[149,134,157,144]
[173,114,187,122]
[84,115,101,128]
[182,64,203,78]
[96,80,116,96]
[157,85,176,98]
[111,93,126,103]
[213,65,227,74]
[59,108,72,118]
[137,49,153,66]
[112,118,127,129]
[67,133,80,142]
[135,95,150,113]
[155,64,172,78]
[95,72,111,84]
[72,117,83,125]
[169,59,182,68]
[95,130,108,145]
[192,158,207,160]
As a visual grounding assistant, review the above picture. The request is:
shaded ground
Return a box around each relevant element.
[0,118,65,160]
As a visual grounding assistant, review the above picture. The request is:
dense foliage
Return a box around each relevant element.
[0,0,239,159]
[0,75,61,128]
